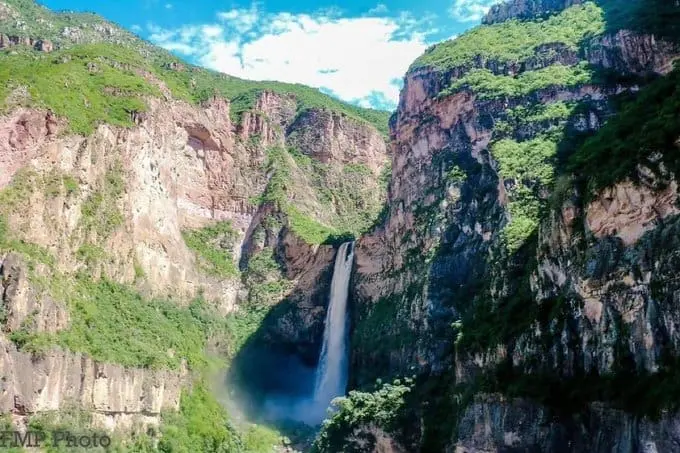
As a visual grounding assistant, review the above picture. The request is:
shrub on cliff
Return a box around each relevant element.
[312,378,414,453]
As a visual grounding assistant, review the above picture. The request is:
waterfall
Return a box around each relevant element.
[311,241,355,421]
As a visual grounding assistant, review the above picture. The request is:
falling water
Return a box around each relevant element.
[311,241,355,421]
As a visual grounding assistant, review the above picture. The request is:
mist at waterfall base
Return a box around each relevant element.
[229,242,355,427]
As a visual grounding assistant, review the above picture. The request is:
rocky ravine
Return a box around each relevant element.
[0,82,387,431]
[345,0,680,452]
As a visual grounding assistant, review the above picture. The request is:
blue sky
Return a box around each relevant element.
[41,0,500,110]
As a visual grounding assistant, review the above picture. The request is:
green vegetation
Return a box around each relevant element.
[352,282,423,365]
[411,3,604,71]
[45,171,80,197]
[27,409,151,453]
[223,305,271,359]
[490,138,557,251]
[76,243,107,266]
[1,236,55,268]
[242,248,291,305]
[156,67,390,135]
[159,383,242,453]
[1,0,390,135]
[507,101,576,125]
[241,424,283,453]
[62,175,80,195]
[492,138,557,185]
[220,247,293,357]
[455,235,543,353]
[13,274,227,370]
[0,214,55,268]
[1,0,143,48]
[182,221,239,278]
[80,163,125,238]
[0,168,80,208]
[443,63,593,99]
[0,43,387,137]
[480,352,680,420]
[258,147,292,207]
[22,388,282,453]
[312,378,414,453]
[445,165,467,184]
[254,146,385,245]
[258,147,340,244]
[285,205,339,245]
[493,101,577,140]
[0,215,6,245]
[598,0,680,42]
[133,258,145,279]
[0,45,157,134]
[343,163,373,176]
[569,66,680,196]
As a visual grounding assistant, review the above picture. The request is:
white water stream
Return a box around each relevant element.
[311,241,355,420]
[259,241,355,425]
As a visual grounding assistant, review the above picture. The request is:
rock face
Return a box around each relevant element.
[0,34,54,51]
[0,253,184,430]
[483,0,583,24]
[346,2,680,452]
[585,29,680,75]
[0,341,184,430]
[287,109,389,174]
[0,83,387,432]
[456,395,680,453]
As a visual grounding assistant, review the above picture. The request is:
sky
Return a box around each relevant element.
[41,0,501,111]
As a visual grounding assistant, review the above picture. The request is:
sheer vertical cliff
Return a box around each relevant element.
[324,1,680,452]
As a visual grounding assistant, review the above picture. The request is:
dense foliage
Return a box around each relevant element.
[411,3,604,71]
[21,385,282,453]
[158,383,243,453]
[10,275,224,369]
[598,0,680,41]
[2,0,392,133]
[1,0,390,134]
[312,378,414,453]
[443,62,593,99]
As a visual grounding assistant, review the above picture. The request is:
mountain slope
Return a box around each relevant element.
[0,0,390,134]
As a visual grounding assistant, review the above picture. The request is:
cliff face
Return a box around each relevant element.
[0,86,387,427]
[0,0,389,439]
[343,1,680,452]
[0,253,185,432]
[483,0,584,24]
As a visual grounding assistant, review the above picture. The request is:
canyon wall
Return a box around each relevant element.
[343,0,680,451]
[0,0,389,430]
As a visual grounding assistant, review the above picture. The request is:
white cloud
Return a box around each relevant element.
[147,8,435,109]
[165,3,173,9]
[450,0,500,22]
[367,4,389,15]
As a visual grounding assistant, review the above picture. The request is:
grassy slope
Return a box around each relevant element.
[410,3,604,72]
[0,0,390,135]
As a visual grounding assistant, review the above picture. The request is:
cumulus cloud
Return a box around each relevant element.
[367,4,389,15]
[146,6,435,110]
[450,0,500,22]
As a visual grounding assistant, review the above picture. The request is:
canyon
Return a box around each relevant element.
[1,0,680,452]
